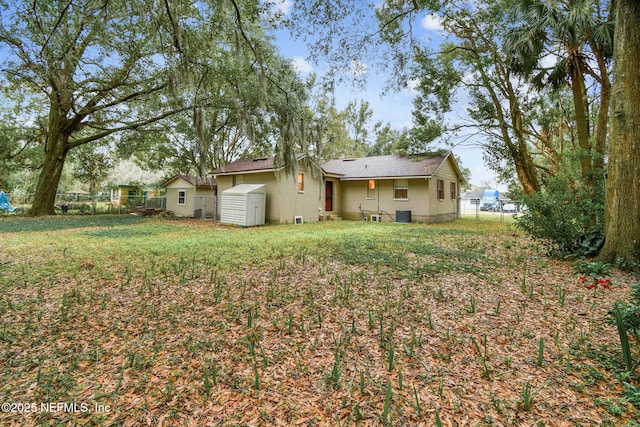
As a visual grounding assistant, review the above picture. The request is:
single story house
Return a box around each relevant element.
[211,151,464,224]
[211,155,323,225]
[163,175,217,218]
[322,152,464,223]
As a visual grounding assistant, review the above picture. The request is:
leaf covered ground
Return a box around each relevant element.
[0,216,638,426]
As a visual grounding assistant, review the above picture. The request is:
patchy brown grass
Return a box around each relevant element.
[0,217,637,426]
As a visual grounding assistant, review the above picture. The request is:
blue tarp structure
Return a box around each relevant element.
[0,191,17,212]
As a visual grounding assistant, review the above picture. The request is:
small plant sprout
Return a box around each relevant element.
[330,351,341,389]
[558,288,566,306]
[202,359,220,396]
[612,307,633,372]
[468,295,477,314]
[368,310,375,330]
[537,338,545,367]
[412,383,422,417]
[252,359,260,390]
[518,382,537,411]
[434,408,444,427]
[382,380,393,425]
[471,335,491,379]
[520,269,527,295]
[287,311,294,334]
[387,343,395,371]
[353,403,363,421]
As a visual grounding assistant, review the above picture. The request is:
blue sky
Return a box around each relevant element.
[267,1,502,189]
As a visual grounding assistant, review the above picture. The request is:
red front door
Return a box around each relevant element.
[325,181,333,211]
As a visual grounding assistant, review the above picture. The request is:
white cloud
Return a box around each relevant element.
[344,60,368,77]
[540,52,559,69]
[264,0,292,18]
[421,14,443,32]
[401,78,420,95]
[291,56,313,73]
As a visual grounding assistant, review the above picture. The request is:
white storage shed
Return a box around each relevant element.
[220,184,267,227]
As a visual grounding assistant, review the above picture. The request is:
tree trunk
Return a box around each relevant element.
[598,0,640,264]
[594,55,611,173]
[570,62,593,185]
[512,140,541,195]
[29,115,70,216]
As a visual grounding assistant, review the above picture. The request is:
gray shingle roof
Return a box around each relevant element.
[211,157,275,174]
[322,154,449,179]
[164,174,217,188]
[210,154,306,175]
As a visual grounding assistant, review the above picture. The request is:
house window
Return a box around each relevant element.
[178,190,186,206]
[450,182,457,199]
[367,180,376,199]
[297,173,304,192]
[437,179,445,200]
[394,179,408,200]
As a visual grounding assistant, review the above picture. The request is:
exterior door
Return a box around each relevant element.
[325,181,333,211]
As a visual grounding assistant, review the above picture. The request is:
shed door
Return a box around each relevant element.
[247,194,257,226]
[325,181,333,211]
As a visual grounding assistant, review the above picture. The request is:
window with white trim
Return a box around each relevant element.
[393,179,408,200]
[450,182,457,199]
[178,190,186,206]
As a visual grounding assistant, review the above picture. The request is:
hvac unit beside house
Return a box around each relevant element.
[220,184,266,227]
[396,210,412,223]
[370,214,382,222]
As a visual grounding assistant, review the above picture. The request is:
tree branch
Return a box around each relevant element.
[68,105,193,148]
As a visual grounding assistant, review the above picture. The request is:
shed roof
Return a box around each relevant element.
[322,153,454,180]
[221,184,266,195]
[163,174,217,189]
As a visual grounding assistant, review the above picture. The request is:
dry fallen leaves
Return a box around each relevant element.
[0,218,637,426]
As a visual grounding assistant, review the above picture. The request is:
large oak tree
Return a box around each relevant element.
[0,0,305,215]
[0,1,183,215]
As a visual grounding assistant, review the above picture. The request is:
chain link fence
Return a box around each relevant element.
[193,196,217,220]
[2,192,170,215]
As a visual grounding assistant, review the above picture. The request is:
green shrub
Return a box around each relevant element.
[515,168,604,258]
[609,284,640,376]
[611,284,640,345]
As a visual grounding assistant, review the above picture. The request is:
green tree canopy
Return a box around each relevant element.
[0,0,309,215]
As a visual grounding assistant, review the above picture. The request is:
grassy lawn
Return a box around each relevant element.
[0,216,637,425]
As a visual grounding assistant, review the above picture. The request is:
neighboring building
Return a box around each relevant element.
[322,152,464,223]
[211,155,323,225]
[163,175,217,218]
[460,189,520,214]
[460,190,484,212]
[211,151,464,225]
[110,185,139,206]
[109,184,165,206]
